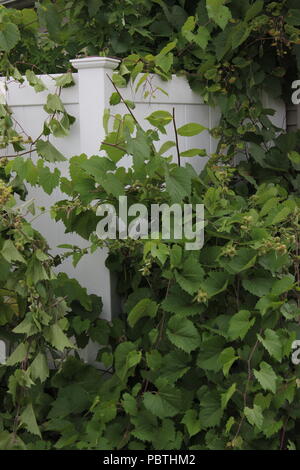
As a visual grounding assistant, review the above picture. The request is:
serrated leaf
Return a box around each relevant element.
[54,72,74,87]
[167,315,200,353]
[162,285,203,317]
[143,387,181,418]
[6,343,27,366]
[20,403,41,437]
[242,277,273,297]
[199,390,223,428]
[206,0,232,30]
[194,26,210,49]
[115,342,141,381]
[181,409,201,437]
[271,276,295,296]
[244,404,263,429]
[29,353,49,383]
[25,70,46,92]
[36,140,66,162]
[165,166,192,203]
[228,310,255,340]
[1,240,25,264]
[175,256,204,294]
[127,299,158,328]
[44,324,74,352]
[257,329,282,362]
[253,362,277,394]
[221,383,236,410]
[122,393,138,416]
[219,347,238,377]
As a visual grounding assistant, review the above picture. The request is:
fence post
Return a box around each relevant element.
[69,57,121,364]
[0,340,6,365]
[70,56,120,156]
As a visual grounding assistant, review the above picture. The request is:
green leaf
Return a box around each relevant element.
[25,70,47,92]
[242,277,273,297]
[0,23,20,52]
[221,383,236,410]
[271,276,294,296]
[26,257,49,285]
[206,0,232,30]
[170,244,182,268]
[286,9,300,25]
[165,166,191,203]
[180,148,206,158]
[128,299,158,328]
[194,26,210,50]
[249,143,266,167]
[200,271,229,298]
[131,410,157,442]
[255,295,284,316]
[114,342,141,381]
[228,310,255,340]
[44,324,74,352]
[109,92,121,105]
[167,315,200,353]
[36,140,66,162]
[44,94,65,113]
[245,0,263,21]
[219,347,238,377]
[175,256,204,294]
[253,362,277,394]
[177,123,207,136]
[6,343,27,366]
[1,240,25,264]
[197,336,225,372]
[146,110,173,128]
[288,151,300,170]
[181,409,201,437]
[98,172,125,198]
[181,16,195,35]
[155,53,173,73]
[199,390,223,428]
[20,403,41,437]
[158,140,176,156]
[121,393,138,416]
[37,161,60,195]
[231,22,250,49]
[155,40,177,59]
[224,248,257,274]
[262,412,283,438]
[143,386,182,418]
[257,329,282,362]
[29,353,49,383]
[162,285,203,317]
[244,405,263,429]
[54,72,74,87]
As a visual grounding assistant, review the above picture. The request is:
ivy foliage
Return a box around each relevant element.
[0,0,299,451]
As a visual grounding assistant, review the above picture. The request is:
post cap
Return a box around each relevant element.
[70,56,120,70]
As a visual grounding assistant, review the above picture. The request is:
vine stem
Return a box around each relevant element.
[106,74,139,125]
[172,107,181,167]
[233,330,262,444]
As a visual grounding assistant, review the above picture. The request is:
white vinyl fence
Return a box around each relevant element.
[0,57,286,363]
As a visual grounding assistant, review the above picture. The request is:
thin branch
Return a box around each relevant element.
[106,74,139,125]
[172,107,181,167]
